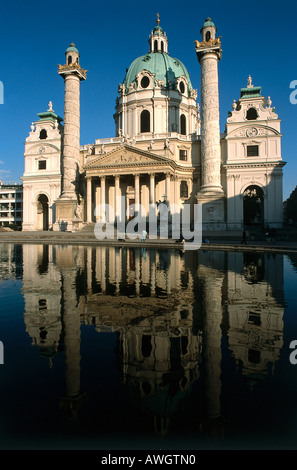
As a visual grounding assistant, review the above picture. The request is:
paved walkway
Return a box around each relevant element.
[1,229,297,253]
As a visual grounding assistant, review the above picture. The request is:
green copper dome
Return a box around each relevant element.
[201,17,216,31]
[66,42,79,54]
[153,25,163,35]
[123,52,193,93]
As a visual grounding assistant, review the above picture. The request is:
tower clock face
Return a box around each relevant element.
[246,127,258,137]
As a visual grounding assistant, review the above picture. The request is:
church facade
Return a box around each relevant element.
[21,17,285,234]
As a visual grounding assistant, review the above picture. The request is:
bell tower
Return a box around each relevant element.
[195,18,226,230]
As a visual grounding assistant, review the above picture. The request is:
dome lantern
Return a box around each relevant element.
[65,42,80,66]
[200,17,217,42]
[149,14,168,54]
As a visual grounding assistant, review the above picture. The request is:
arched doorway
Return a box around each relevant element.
[37,194,49,230]
[243,185,264,227]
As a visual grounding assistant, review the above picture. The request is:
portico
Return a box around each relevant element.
[84,144,194,226]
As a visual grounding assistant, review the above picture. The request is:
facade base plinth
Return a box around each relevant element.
[53,198,77,231]
[196,191,226,231]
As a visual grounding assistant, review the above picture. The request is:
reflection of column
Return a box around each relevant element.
[150,250,156,296]
[135,250,140,296]
[101,248,106,292]
[87,177,92,223]
[59,258,85,420]
[199,264,224,427]
[166,263,171,294]
[87,246,92,292]
[115,248,121,294]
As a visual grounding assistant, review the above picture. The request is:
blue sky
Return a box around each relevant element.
[0,0,296,200]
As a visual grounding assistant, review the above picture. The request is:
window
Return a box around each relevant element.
[38,160,47,170]
[179,149,187,161]
[247,145,259,157]
[154,40,158,52]
[248,312,261,326]
[140,109,150,133]
[180,180,188,198]
[246,107,258,120]
[180,114,186,135]
[141,75,150,88]
[141,335,152,358]
[68,55,72,65]
[39,129,47,140]
[179,81,185,94]
[248,349,260,364]
[205,31,211,42]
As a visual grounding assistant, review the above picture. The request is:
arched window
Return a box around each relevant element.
[141,110,150,133]
[68,55,72,65]
[179,81,185,94]
[154,40,158,52]
[39,129,47,140]
[180,114,186,135]
[142,335,152,358]
[161,41,164,52]
[246,107,258,120]
[205,31,211,42]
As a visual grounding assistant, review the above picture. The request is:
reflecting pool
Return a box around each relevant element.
[0,243,297,449]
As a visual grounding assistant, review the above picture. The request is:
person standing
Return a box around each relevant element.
[141,229,147,242]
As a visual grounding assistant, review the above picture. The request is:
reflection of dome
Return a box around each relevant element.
[125,372,195,437]
[123,52,193,92]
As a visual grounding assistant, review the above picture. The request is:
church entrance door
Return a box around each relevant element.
[37,194,49,231]
[243,185,264,227]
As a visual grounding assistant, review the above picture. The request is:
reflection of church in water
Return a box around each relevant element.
[21,244,285,435]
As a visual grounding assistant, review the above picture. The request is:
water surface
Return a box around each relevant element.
[0,243,297,450]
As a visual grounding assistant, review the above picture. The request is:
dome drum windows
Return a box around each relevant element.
[176,76,188,96]
[141,75,150,89]
[136,70,155,91]
[180,114,187,135]
[140,109,150,133]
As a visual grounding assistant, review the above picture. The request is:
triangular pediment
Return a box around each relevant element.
[84,144,175,170]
